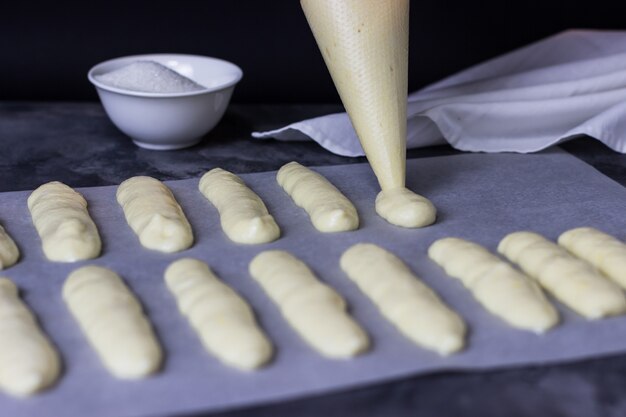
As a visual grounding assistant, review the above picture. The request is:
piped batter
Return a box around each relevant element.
[0,224,19,269]
[0,278,60,397]
[117,176,193,253]
[277,162,359,233]
[165,258,273,370]
[341,243,466,355]
[63,265,162,378]
[429,237,558,333]
[499,231,626,319]
[558,227,626,289]
[28,181,101,262]
[249,250,369,358]
[375,188,436,228]
[199,168,280,244]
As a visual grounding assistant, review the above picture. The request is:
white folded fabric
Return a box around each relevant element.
[253,30,626,156]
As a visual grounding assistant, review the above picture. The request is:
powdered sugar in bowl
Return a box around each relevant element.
[88,54,243,150]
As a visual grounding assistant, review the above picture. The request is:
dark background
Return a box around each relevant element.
[2,0,626,103]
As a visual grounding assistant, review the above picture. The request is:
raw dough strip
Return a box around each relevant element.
[199,168,280,244]
[341,243,466,355]
[63,266,162,379]
[28,181,101,262]
[117,176,193,253]
[498,231,626,319]
[375,188,436,229]
[428,238,559,333]
[165,258,273,370]
[276,162,359,233]
[0,278,60,397]
[0,224,19,269]
[249,250,369,358]
[558,227,626,289]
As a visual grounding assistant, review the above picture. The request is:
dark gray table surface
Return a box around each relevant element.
[1,101,626,417]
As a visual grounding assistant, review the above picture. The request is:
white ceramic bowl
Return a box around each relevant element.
[88,54,243,150]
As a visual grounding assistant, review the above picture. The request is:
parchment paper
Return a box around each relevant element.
[1,150,626,417]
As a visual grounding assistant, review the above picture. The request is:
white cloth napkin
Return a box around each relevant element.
[252,30,626,157]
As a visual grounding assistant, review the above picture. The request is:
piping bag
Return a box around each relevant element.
[300,0,436,228]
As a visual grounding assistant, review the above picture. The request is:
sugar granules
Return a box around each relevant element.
[95,61,205,93]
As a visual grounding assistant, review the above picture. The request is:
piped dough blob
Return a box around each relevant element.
[117,176,193,253]
[249,250,369,358]
[498,231,626,319]
[0,224,19,269]
[428,237,558,333]
[199,168,280,244]
[28,181,101,262]
[341,243,465,355]
[301,0,436,228]
[0,278,60,397]
[558,227,626,289]
[63,266,162,379]
[165,258,273,370]
[277,162,358,233]
[375,188,436,228]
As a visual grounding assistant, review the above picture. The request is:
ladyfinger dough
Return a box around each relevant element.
[428,238,558,333]
[341,243,465,355]
[165,258,273,370]
[0,224,19,269]
[276,162,359,233]
[63,266,162,379]
[498,231,626,319]
[117,176,193,253]
[0,278,60,397]
[558,227,626,289]
[28,181,101,262]
[249,250,369,358]
[199,168,280,244]
[375,188,437,229]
